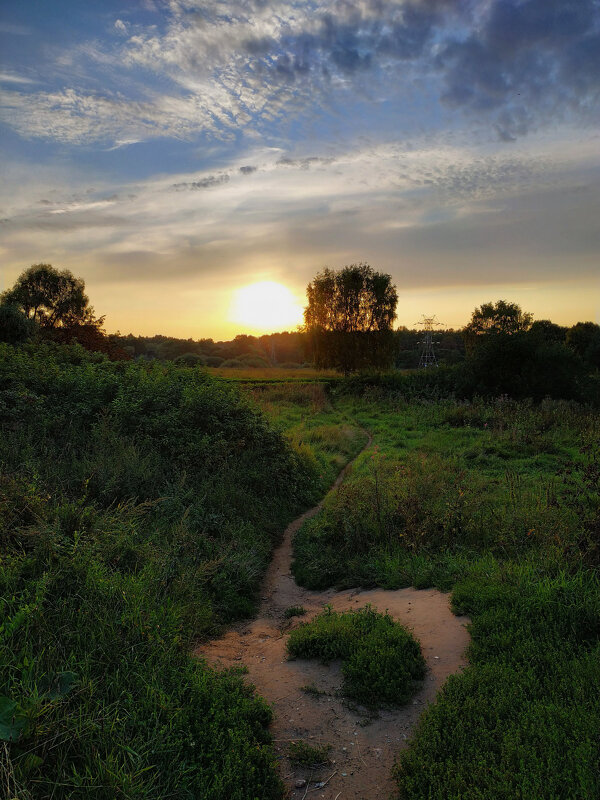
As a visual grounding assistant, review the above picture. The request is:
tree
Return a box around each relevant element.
[1,264,130,360]
[566,322,600,369]
[304,263,398,372]
[463,299,532,353]
[1,263,99,329]
[528,319,567,345]
[0,303,36,344]
[464,332,585,401]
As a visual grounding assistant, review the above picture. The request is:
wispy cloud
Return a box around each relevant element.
[0,72,37,86]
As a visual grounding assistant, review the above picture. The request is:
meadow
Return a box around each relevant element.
[2,348,599,799]
[284,391,600,799]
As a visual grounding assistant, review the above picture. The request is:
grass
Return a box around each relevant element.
[287,605,426,708]
[283,605,306,618]
[288,393,600,798]
[249,382,368,487]
[287,741,332,768]
[206,366,341,382]
[4,343,598,798]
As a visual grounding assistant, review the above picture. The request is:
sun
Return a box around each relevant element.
[229,281,304,332]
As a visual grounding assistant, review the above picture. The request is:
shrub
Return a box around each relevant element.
[0,341,318,798]
[287,606,425,707]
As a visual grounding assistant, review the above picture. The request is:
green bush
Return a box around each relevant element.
[287,606,425,707]
[0,341,321,798]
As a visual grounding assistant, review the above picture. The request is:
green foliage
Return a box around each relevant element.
[567,321,600,368]
[1,264,97,329]
[464,332,587,401]
[304,264,398,372]
[463,299,532,349]
[0,304,36,344]
[287,606,425,707]
[289,395,600,798]
[394,566,600,799]
[0,341,324,798]
[283,606,306,618]
[287,740,332,768]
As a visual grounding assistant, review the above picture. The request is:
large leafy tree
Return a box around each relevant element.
[1,264,129,360]
[1,263,100,329]
[463,299,532,353]
[566,322,600,368]
[304,263,398,372]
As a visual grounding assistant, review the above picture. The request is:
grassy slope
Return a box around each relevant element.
[0,345,362,799]
[291,395,600,799]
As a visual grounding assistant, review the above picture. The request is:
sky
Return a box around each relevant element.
[1,0,599,339]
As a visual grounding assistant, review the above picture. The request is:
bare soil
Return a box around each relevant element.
[196,444,470,800]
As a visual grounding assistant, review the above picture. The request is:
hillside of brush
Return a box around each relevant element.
[0,341,354,799]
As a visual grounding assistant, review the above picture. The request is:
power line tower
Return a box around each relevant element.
[416,315,443,368]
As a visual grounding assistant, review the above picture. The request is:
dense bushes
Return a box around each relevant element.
[339,331,598,404]
[0,341,320,798]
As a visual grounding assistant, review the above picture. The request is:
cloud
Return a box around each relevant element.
[3,131,598,295]
[436,0,600,139]
[171,174,230,190]
[2,1,597,147]
[0,72,37,85]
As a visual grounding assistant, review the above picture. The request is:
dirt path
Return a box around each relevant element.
[196,440,470,800]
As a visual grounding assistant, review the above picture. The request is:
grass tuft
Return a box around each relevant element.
[287,605,426,708]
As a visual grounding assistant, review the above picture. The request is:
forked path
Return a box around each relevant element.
[196,438,470,800]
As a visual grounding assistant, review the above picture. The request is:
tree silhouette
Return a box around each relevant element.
[463,299,532,353]
[304,263,398,372]
[1,263,100,329]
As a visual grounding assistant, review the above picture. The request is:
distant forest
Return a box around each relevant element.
[114,328,466,368]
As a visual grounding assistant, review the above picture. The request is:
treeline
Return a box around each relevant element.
[114,330,309,368]
[114,329,465,368]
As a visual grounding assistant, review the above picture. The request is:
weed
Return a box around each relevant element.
[284,605,306,618]
[300,683,327,697]
[288,741,332,768]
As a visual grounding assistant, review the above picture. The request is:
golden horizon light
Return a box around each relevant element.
[228,281,305,334]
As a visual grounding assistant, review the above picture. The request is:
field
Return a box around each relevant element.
[205,366,342,382]
[255,384,600,798]
[1,347,599,799]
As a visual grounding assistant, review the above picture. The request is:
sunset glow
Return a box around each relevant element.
[229,282,304,333]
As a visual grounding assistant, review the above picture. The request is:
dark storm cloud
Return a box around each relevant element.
[436,0,600,138]
[239,165,257,174]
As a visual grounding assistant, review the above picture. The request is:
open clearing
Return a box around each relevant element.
[197,443,470,800]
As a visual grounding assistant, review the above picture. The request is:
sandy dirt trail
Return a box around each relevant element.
[197,440,470,800]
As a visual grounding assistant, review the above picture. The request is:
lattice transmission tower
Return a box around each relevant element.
[416,315,443,368]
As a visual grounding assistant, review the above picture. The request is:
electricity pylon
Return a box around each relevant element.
[416,315,443,368]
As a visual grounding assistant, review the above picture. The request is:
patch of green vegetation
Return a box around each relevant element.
[0,341,325,799]
[287,606,426,708]
[287,740,332,768]
[283,605,306,618]
[249,382,368,487]
[300,683,328,697]
[290,394,600,798]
